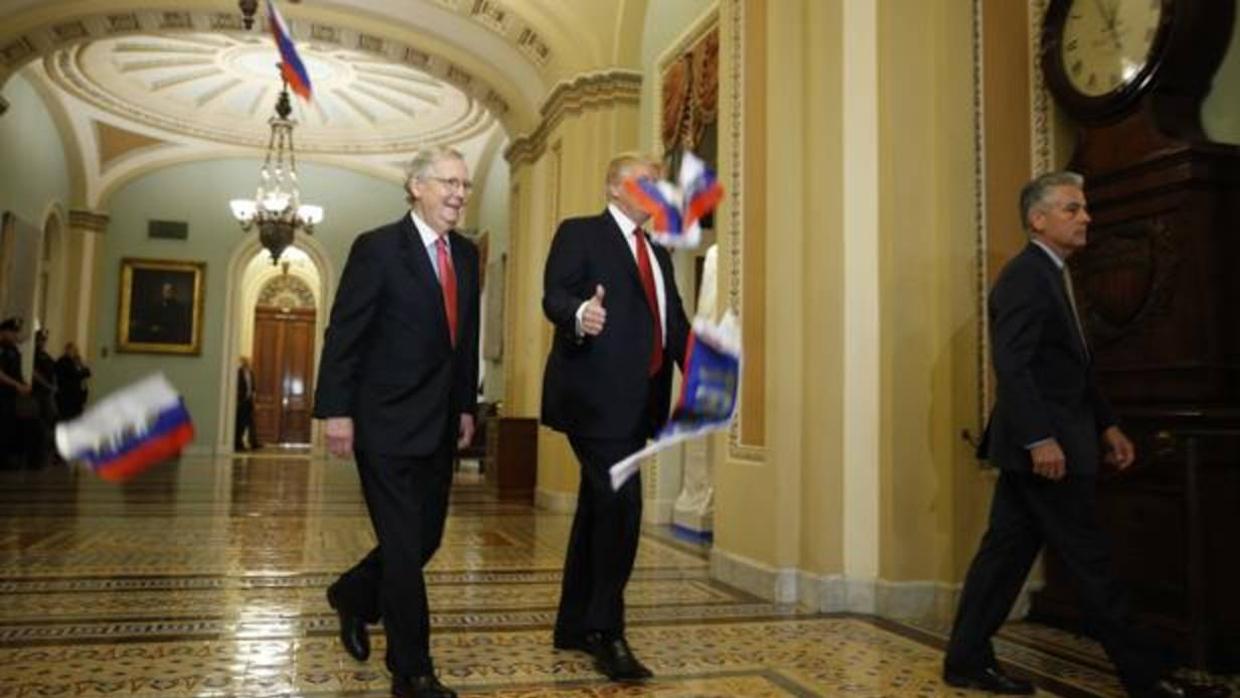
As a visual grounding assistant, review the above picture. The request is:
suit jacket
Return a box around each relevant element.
[313,215,480,456]
[540,210,690,440]
[979,243,1116,475]
[236,366,255,404]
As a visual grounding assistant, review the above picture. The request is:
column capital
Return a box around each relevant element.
[505,70,642,167]
[68,209,109,233]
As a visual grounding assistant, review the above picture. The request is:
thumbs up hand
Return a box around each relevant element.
[581,284,607,336]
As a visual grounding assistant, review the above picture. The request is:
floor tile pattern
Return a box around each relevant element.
[0,456,1218,697]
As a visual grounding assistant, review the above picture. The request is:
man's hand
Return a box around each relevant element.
[1031,439,1067,481]
[581,285,607,336]
[15,382,31,396]
[457,413,475,450]
[325,417,354,458]
[1101,425,1135,471]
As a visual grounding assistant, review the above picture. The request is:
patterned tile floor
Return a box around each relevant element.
[0,455,1202,697]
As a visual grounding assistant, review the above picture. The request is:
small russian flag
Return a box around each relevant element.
[622,150,723,249]
[55,373,194,482]
[678,151,723,235]
[266,0,313,101]
[623,177,683,236]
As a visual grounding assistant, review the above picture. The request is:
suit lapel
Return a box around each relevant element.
[396,215,450,339]
[600,210,646,299]
[1025,244,1088,362]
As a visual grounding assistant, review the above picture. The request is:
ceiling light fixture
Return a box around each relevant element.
[229,80,323,264]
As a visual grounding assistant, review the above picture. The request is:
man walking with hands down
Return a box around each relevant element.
[944,172,1220,698]
[541,152,690,682]
[313,146,480,698]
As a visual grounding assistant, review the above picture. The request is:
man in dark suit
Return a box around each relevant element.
[541,152,690,682]
[234,356,261,450]
[944,172,1211,698]
[313,146,479,698]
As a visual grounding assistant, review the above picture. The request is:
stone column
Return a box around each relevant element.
[65,209,108,358]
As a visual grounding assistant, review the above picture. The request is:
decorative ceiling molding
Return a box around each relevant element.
[68,209,108,233]
[41,33,495,155]
[505,69,642,167]
[2,10,512,139]
[95,120,169,170]
[428,0,554,69]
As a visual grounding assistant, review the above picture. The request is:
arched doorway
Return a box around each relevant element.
[251,273,317,445]
[217,236,333,454]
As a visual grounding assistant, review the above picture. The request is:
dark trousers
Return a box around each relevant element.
[329,443,454,677]
[554,434,645,641]
[945,470,1165,693]
[234,399,259,448]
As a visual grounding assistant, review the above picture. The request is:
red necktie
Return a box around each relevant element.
[633,228,663,376]
[436,237,458,346]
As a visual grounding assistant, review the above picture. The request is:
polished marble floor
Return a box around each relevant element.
[0,455,1165,697]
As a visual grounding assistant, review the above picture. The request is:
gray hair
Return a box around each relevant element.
[1019,170,1084,231]
[404,146,465,204]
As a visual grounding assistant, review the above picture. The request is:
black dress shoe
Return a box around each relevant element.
[325,586,370,661]
[392,674,457,698]
[586,633,653,682]
[1139,677,1232,698]
[943,666,1035,695]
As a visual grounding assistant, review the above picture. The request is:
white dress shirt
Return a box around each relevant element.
[410,210,450,280]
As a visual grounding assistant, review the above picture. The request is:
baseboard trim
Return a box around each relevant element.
[535,488,578,513]
[711,547,1041,622]
[645,497,675,524]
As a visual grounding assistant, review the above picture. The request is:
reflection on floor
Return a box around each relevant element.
[0,455,1152,696]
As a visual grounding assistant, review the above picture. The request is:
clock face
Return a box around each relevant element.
[1060,0,1164,97]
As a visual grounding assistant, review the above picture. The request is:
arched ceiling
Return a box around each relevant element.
[0,0,647,209]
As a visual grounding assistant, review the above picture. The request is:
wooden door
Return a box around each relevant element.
[252,306,316,445]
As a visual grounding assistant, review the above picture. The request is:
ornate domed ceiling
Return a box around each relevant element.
[46,32,493,154]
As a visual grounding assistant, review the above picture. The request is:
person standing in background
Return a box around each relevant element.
[235,356,261,451]
[54,342,91,421]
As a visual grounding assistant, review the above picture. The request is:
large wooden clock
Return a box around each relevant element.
[1032,0,1240,673]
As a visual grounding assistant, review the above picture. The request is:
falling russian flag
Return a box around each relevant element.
[55,373,194,482]
[608,311,741,490]
[623,177,683,237]
[267,0,313,101]
[622,150,723,249]
[679,151,723,234]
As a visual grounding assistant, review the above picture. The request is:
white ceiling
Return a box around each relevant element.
[50,32,495,154]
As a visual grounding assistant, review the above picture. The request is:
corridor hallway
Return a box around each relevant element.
[0,456,1136,697]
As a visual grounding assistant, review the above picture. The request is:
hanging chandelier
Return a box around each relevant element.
[229,82,323,264]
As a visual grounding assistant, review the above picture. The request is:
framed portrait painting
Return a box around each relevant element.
[117,258,205,355]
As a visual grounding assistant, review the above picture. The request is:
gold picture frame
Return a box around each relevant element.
[117,258,205,355]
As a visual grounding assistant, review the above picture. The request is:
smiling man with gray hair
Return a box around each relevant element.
[314,146,480,698]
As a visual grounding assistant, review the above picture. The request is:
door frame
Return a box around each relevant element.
[215,233,334,454]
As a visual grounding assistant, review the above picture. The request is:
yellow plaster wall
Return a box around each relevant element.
[713,0,849,575]
[875,0,981,582]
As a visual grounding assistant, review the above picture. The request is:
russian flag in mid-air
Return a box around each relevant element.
[267,0,313,101]
[608,311,741,490]
[55,373,194,482]
[623,150,723,249]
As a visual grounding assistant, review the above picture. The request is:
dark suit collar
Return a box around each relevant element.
[599,209,645,293]
[396,215,452,341]
[1022,243,1089,362]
